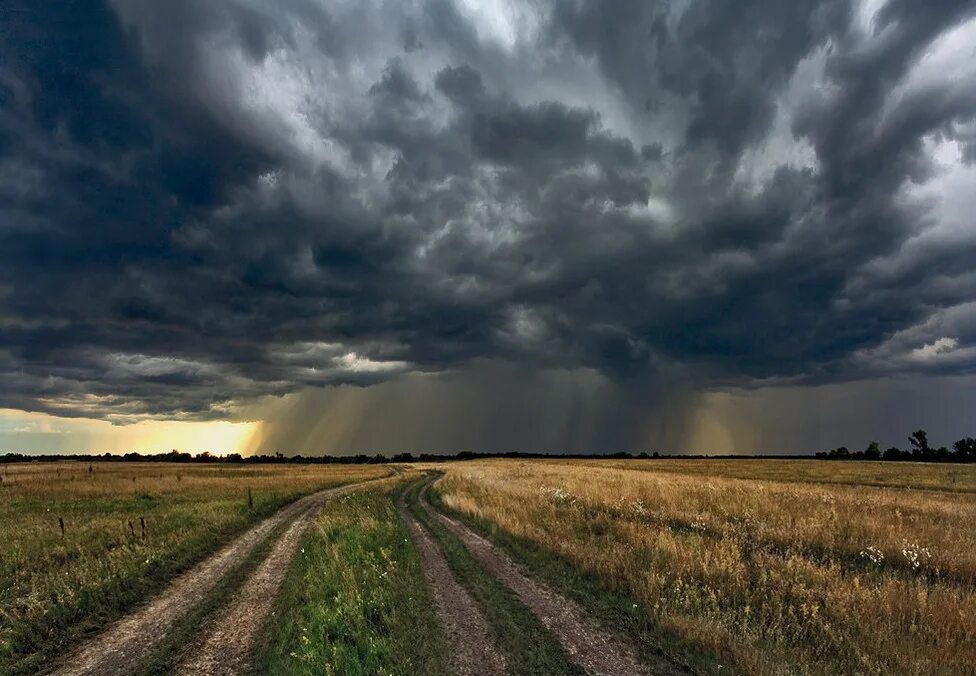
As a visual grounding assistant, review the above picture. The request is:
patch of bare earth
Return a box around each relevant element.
[47,480,380,676]
[397,486,506,676]
[420,482,683,676]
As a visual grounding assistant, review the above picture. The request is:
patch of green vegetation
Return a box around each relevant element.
[251,481,451,676]
[425,482,707,675]
[407,479,585,676]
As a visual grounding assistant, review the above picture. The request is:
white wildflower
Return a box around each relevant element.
[542,485,573,504]
[859,546,885,565]
[900,540,931,571]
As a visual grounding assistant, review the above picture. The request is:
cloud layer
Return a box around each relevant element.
[2,1,975,448]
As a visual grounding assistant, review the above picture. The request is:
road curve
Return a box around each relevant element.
[46,477,386,676]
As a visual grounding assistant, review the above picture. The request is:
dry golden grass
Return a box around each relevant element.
[0,461,387,673]
[436,459,976,674]
[585,458,976,493]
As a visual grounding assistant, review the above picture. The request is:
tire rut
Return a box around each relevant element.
[174,479,387,674]
[397,482,506,676]
[419,480,682,676]
[46,478,384,676]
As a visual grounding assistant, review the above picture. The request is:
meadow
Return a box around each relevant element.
[586,457,976,492]
[0,461,386,674]
[433,459,976,674]
[4,457,973,675]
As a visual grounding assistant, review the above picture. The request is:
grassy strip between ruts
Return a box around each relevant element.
[249,476,451,676]
[407,477,586,676]
[425,479,713,675]
[129,515,292,675]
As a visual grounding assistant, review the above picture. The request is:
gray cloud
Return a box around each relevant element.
[1,0,975,450]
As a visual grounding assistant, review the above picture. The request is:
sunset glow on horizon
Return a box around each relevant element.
[0,409,256,456]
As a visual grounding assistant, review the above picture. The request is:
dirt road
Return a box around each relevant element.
[397,484,506,676]
[418,479,679,676]
[174,479,374,674]
[47,477,385,676]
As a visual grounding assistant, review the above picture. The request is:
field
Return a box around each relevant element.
[0,461,387,674]
[433,459,976,674]
[2,458,974,675]
[585,457,976,492]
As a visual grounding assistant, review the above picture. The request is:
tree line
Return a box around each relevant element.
[816,430,976,462]
[0,449,655,464]
[2,437,974,464]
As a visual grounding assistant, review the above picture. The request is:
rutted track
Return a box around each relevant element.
[397,483,506,676]
[418,478,678,676]
[174,480,374,674]
[47,476,387,676]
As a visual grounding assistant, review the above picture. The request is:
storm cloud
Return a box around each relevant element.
[1,1,975,451]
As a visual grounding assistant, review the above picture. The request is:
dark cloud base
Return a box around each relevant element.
[245,370,976,455]
[1,1,975,451]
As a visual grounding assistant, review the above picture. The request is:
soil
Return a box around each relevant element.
[174,499,321,674]
[397,486,506,676]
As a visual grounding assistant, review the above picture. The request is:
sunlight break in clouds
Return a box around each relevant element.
[0,409,255,455]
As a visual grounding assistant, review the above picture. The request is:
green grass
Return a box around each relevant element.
[250,479,451,675]
[425,481,707,675]
[0,462,384,674]
[406,479,585,676]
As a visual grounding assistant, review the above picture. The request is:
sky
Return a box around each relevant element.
[1,0,975,455]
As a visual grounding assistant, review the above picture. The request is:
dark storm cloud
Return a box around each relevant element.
[2,0,976,432]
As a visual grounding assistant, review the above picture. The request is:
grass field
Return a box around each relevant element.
[253,475,451,675]
[5,457,974,675]
[586,458,976,493]
[433,459,976,674]
[0,461,386,674]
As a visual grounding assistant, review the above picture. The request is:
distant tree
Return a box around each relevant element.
[953,437,976,462]
[883,446,908,461]
[825,446,851,459]
[908,430,930,457]
[864,441,881,460]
